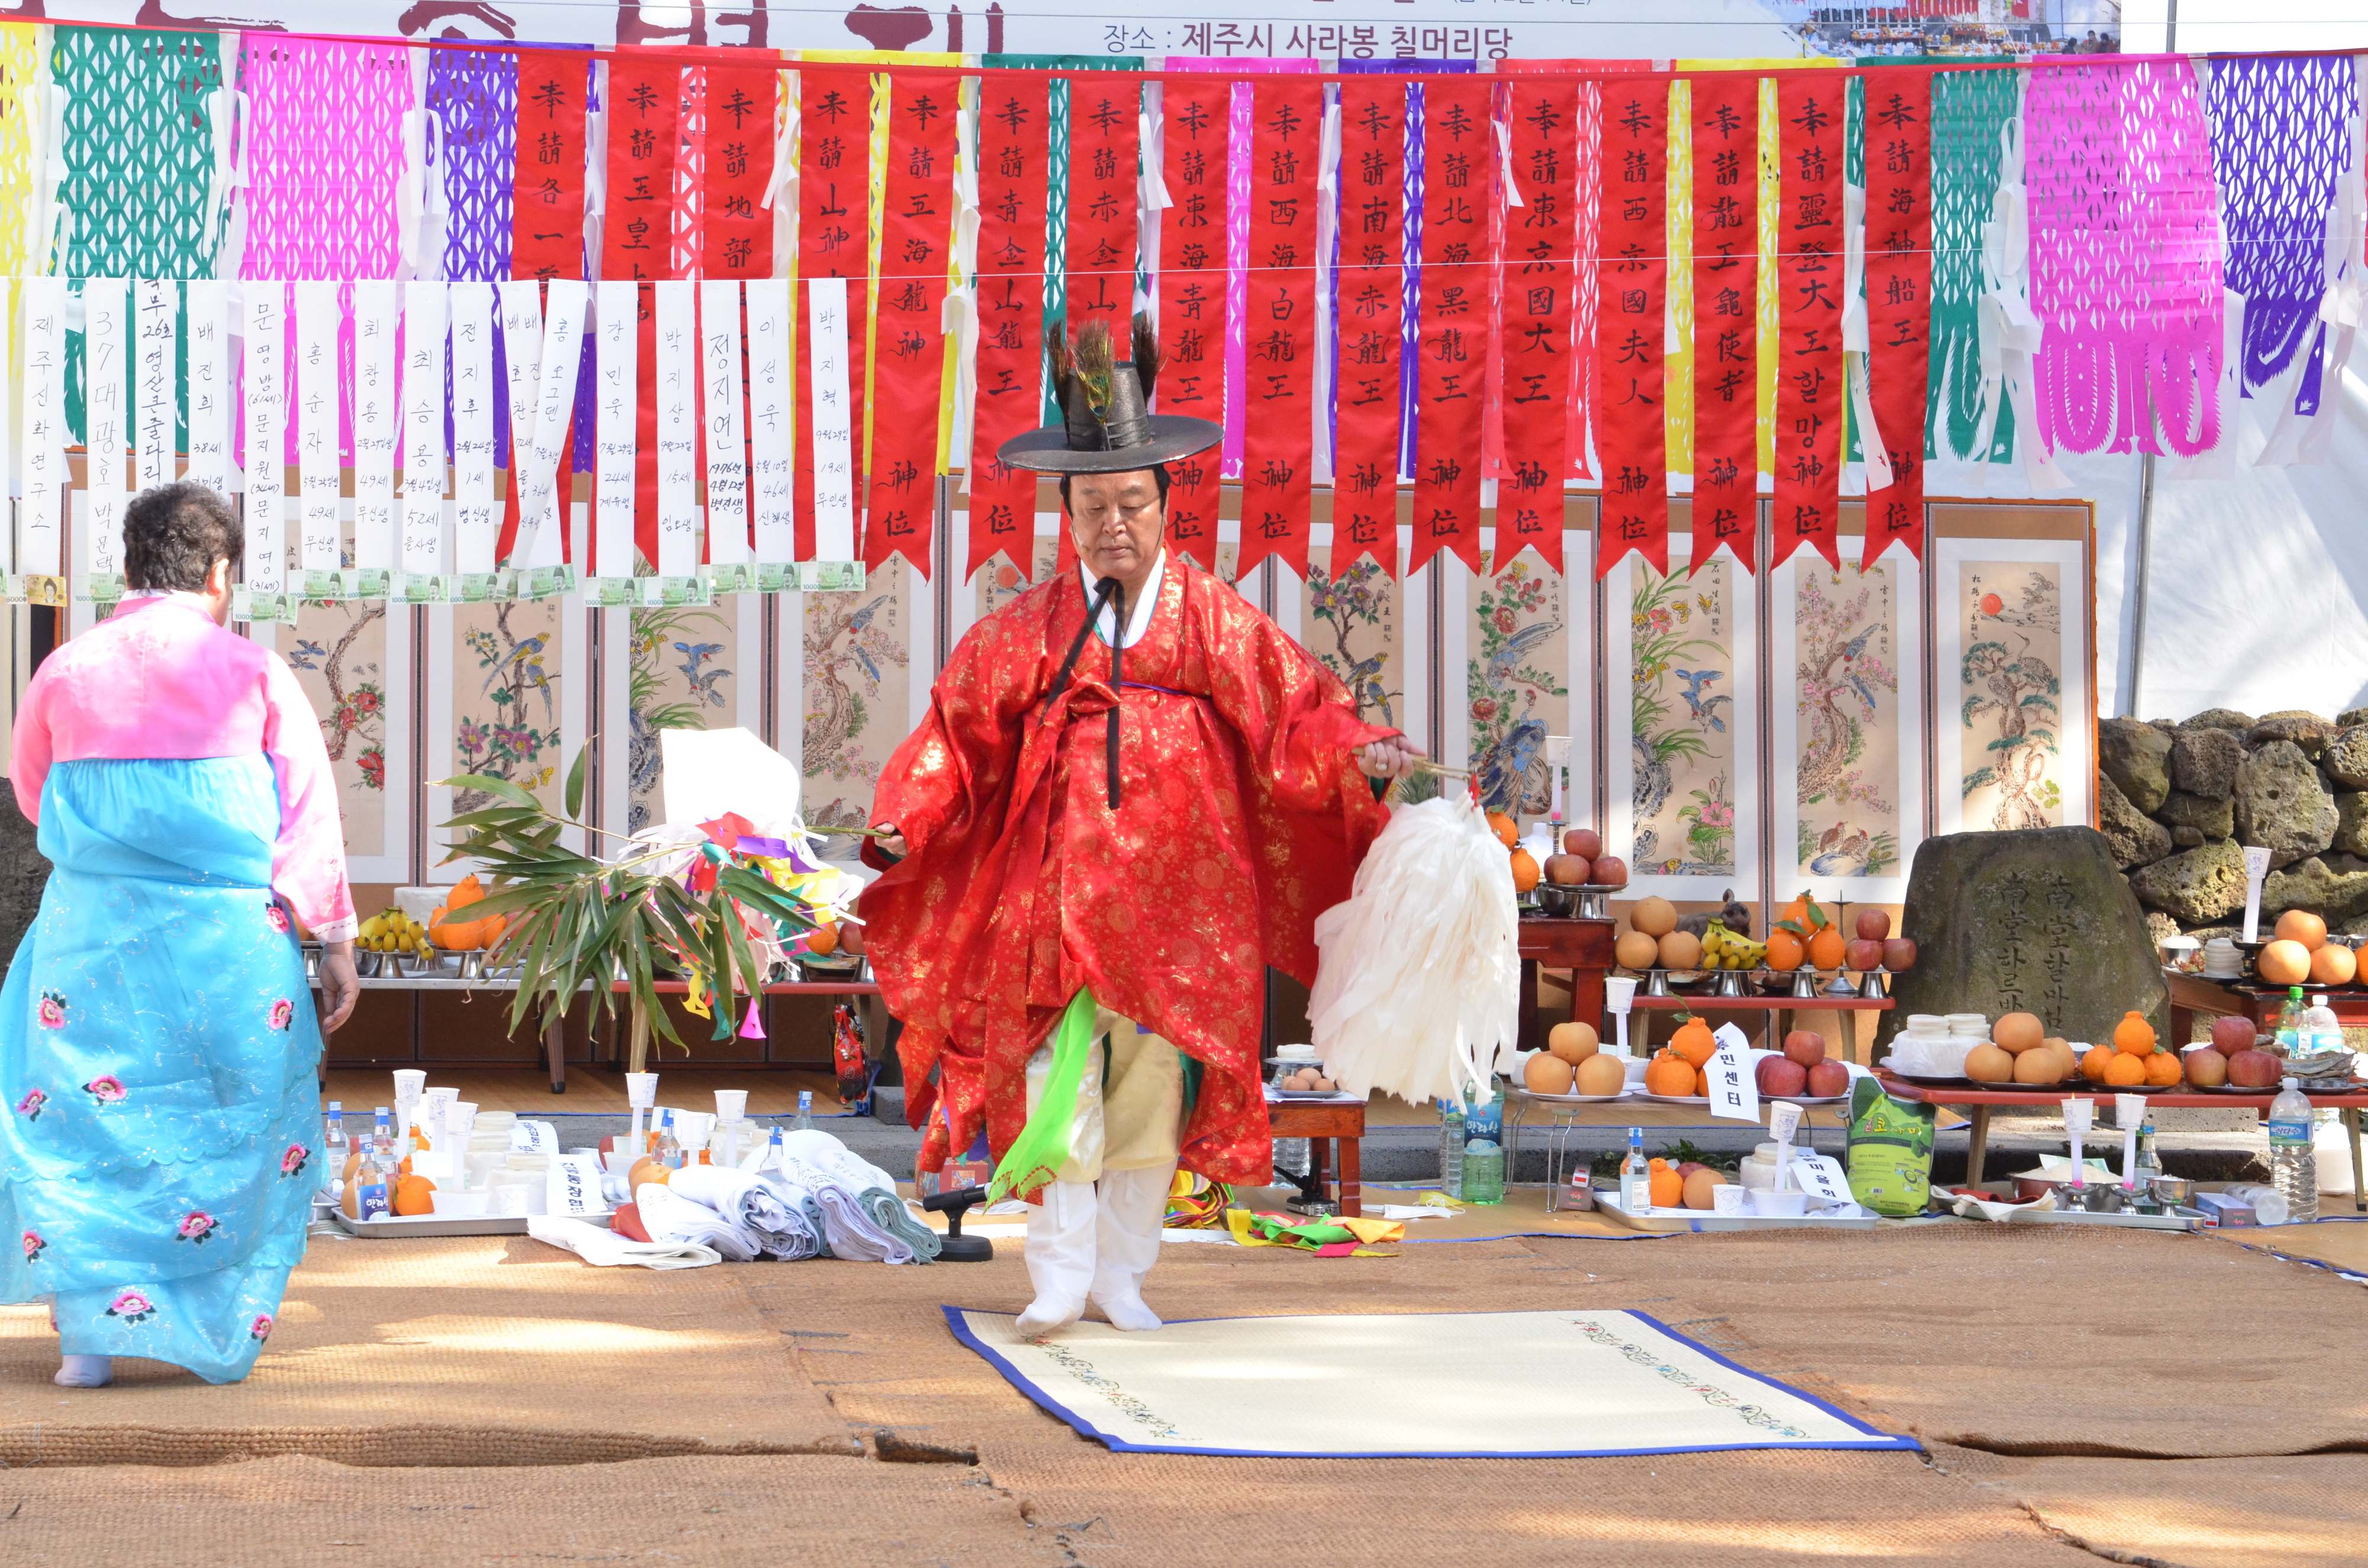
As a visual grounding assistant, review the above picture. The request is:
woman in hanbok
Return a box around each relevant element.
[0,482,359,1386]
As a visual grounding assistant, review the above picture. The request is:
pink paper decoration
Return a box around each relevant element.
[2026,56,2227,458]
[240,37,410,281]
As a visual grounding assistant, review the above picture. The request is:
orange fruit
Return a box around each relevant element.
[2102,1053,2146,1087]
[2080,1045,2118,1082]
[807,922,839,957]
[1645,1052,1698,1096]
[2143,1049,2182,1089]
[2112,1010,2157,1055]
[1807,926,1847,970]
[1778,893,1816,929]
[1670,1018,1717,1068]
[1764,930,1806,972]
[1648,1168,1684,1207]
[1509,848,1541,893]
[1486,811,1518,848]
[392,1173,437,1216]
[1648,1157,1669,1171]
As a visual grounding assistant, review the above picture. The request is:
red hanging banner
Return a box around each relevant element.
[1409,78,1494,578]
[703,65,778,279]
[1497,77,1577,578]
[511,51,589,281]
[601,52,680,572]
[967,77,1051,584]
[863,75,958,578]
[1155,78,1231,573]
[1690,72,1760,576]
[794,70,871,563]
[1594,76,1669,579]
[1772,74,1845,573]
[1334,78,1407,579]
[1864,67,1932,569]
[1064,74,1140,335]
[1236,76,1321,584]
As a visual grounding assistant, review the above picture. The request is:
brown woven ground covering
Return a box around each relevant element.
[0,1453,1060,1568]
[2208,1218,2368,1280]
[0,1235,854,1466]
[788,1223,2368,1459]
[1932,1443,2368,1568]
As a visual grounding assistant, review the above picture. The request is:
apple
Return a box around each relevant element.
[1855,909,1891,941]
[1881,936,1917,972]
[2227,1048,2283,1089]
[1845,937,1886,972]
[1591,855,1629,888]
[1564,828,1604,860]
[1543,853,1592,886]
[2210,1015,2258,1056]
[838,920,866,956]
[2184,1047,2228,1089]
[1756,1056,1809,1096]
[1675,1161,1709,1179]
[1783,1029,1827,1068]
[1805,1060,1850,1097]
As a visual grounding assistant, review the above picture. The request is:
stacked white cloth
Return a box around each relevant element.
[668,1163,821,1261]
[634,1183,760,1261]
[778,1131,943,1263]
[526,1215,719,1269]
[770,1156,912,1262]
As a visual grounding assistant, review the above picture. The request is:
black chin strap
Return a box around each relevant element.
[1044,575,1127,810]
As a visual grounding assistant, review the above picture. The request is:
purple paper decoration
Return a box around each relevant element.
[2026,57,2227,458]
[2207,54,2354,396]
[430,46,519,285]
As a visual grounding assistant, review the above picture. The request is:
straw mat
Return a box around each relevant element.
[0,1452,1061,1568]
[1931,1442,2368,1568]
[0,1235,854,1467]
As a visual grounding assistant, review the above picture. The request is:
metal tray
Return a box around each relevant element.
[331,1210,613,1239]
[1993,1206,2202,1232]
[1594,1194,1881,1232]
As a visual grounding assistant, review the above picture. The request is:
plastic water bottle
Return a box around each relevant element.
[1618,1126,1649,1212]
[2274,986,2306,1055]
[2303,993,2343,1056]
[2266,1077,2318,1223]
[1436,1100,1466,1196]
[1461,1139,1505,1204]
[655,1110,683,1170]
[793,1089,815,1132]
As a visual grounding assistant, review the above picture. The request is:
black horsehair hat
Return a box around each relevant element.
[995,314,1224,475]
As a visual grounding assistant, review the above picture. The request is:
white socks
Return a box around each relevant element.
[1089,1164,1173,1332]
[55,1354,112,1388]
[1015,1179,1097,1335]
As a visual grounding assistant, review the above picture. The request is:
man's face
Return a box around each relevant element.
[1066,469,1166,590]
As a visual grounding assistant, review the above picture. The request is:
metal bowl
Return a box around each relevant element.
[1532,883,1582,917]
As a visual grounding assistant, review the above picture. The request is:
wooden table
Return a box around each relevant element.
[1627,991,1896,1064]
[1517,917,1614,1054]
[2166,970,2368,1045]
[1871,1071,2368,1208]
[1269,1097,1365,1217]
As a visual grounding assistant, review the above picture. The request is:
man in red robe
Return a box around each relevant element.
[859,317,1415,1334]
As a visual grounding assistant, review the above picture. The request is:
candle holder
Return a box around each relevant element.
[1713,968,1749,999]
[1790,967,1822,999]
[1858,967,1889,1000]
[1822,969,1860,997]
[1643,968,1673,998]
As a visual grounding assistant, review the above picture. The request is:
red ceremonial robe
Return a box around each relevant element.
[858,555,1396,1185]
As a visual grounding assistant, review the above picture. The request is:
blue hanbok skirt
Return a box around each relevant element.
[0,756,323,1383]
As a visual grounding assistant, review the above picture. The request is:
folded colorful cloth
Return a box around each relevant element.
[777,1129,941,1262]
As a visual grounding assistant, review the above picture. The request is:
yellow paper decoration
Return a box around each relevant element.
[0,24,46,278]
[1756,76,1781,482]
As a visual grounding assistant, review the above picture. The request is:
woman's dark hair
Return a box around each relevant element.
[1058,464,1172,516]
[122,481,242,593]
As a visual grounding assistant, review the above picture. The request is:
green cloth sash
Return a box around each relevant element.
[989,989,1099,1203]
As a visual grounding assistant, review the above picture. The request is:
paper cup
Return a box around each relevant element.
[1711,1183,1749,1215]
[625,1073,659,1110]
[1603,975,1638,1015]
[391,1069,427,1102]
[713,1089,749,1122]
[428,1189,491,1217]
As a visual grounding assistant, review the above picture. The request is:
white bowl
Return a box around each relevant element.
[429,1189,492,1217]
[1749,1188,1809,1217]
[1621,1056,1650,1085]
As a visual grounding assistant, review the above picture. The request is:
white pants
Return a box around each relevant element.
[1020,1009,1184,1313]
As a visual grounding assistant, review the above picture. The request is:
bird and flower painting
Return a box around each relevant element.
[1613,541,1756,899]
[1774,545,1919,898]
[1463,550,1567,817]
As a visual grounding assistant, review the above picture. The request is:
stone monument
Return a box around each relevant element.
[1880,826,2168,1052]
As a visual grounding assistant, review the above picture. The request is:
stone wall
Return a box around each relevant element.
[2100,709,2368,941]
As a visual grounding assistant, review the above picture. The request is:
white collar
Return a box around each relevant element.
[1077,552,1164,649]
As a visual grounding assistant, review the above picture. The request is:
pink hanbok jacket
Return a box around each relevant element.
[11,594,355,942]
